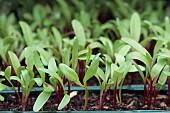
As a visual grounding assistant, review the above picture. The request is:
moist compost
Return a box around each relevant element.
[0,91,169,111]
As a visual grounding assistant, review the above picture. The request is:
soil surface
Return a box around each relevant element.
[0,91,169,111]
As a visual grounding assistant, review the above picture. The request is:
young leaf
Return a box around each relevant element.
[86,47,92,66]
[104,54,112,81]
[48,58,58,72]
[116,18,129,37]
[10,76,23,86]
[34,52,45,81]
[62,48,71,66]
[8,51,21,74]
[83,55,100,83]
[153,40,163,56]
[117,45,131,56]
[126,51,151,71]
[36,46,51,66]
[0,95,4,101]
[39,68,64,89]
[130,13,141,42]
[4,66,11,81]
[132,61,145,82]
[72,37,78,69]
[19,21,33,46]
[52,27,62,50]
[59,64,82,86]
[158,65,169,86]
[121,38,149,55]
[58,94,70,110]
[33,91,51,112]
[96,67,105,81]
[151,58,166,80]
[72,19,86,47]
[115,53,125,65]
[25,47,34,70]
[0,83,8,91]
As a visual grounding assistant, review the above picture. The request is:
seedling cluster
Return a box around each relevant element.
[0,0,170,111]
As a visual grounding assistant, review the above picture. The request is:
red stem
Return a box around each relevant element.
[17,82,21,103]
[99,88,107,110]
[168,77,170,107]
[144,81,147,105]
[113,80,118,111]
[67,81,71,110]
[148,80,153,109]
[153,87,159,108]
[99,90,103,110]
[78,60,85,84]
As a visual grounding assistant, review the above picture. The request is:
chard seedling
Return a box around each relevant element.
[122,37,169,108]
[72,19,87,84]
[59,51,100,110]
[34,57,70,111]
[95,54,112,110]
[108,56,144,110]
[8,51,43,111]
[0,72,9,101]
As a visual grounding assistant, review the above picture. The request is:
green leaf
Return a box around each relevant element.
[112,70,124,86]
[104,54,112,81]
[121,38,149,55]
[33,78,43,86]
[58,94,70,110]
[116,18,129,37]
[34,52,45,81]
[83,55,100,83]
[43,83,54,92]
[21,69,32,88]
[88,42,104,50]
[10,76,23,86]
[151,58,166,80]
[25,47,34,70]
[72,19,86,47]
[165,17,170,32]
[115,53,125,65]
[36,46,51,66]
[4,66,11,82]
[19,21,33,46]
[132,61,145,82]
[111,63,118,76]
[49,76,57,88]
[57,0,71,22]
[52,27,62,50]
[96,68,105,81]
[72,37,78,69]
[8,51,21,75]
[158,65,169,86]
[86,47,92,66]
[117,45,131,56]
[33,91,51,112]
[0,95,4,101]
[99,37,114,57]
[153,40,163,56]
[130,13,141,42]
[62,48,71,66]
[0,83,8,91]
[59,64,82,86]
[39,68,64,89]
[126,51,151,71]
[128,64,145,72]
[48,58,58,72]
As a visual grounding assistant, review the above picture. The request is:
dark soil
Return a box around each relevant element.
[0,91,169,111]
